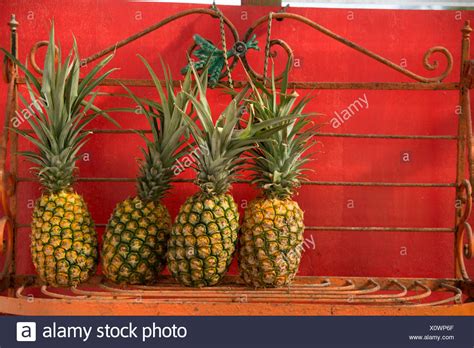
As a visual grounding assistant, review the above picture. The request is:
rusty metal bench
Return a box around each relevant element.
[0,8,473,315]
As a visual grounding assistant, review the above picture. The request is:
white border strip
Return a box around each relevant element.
[130,0,241,5]
[130,0,473,9]
[282,1,474,9]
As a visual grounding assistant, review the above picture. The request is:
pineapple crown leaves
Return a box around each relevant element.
[179,63,301,196]
[120,55,195,203]
[247,62,322,199]
[1,23,118,194]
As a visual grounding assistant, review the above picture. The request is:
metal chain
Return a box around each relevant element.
[216,7,234,90]
[263,12,273,86]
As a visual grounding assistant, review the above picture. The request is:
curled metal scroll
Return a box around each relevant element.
[28,40,60,75]
[243,12,453,83]
[26,8,455,85]
[456,179,474,280]
[28,8,240,78]
[241,38,294,82]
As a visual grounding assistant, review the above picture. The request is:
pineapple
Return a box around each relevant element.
[1,26,117,287]
[102,57,194,284]
[167,66,295,287]
[239,66,317,288]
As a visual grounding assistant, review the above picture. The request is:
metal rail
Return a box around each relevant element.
[15,76,461,90]
[14,276,463,307]
[14,222,455,232]
[19,128,459,139]
[14,176,457,187]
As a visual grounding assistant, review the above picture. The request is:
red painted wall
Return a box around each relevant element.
[0,0,473,280]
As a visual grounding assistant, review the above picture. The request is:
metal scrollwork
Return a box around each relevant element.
[28,8,241,76]
[456,179,473,280]
[241,38,294,82]
[233,41,249,57]
[243,12,454,83]
[422,46,453,82]
[29,40,60,75]
[25,8,455,86]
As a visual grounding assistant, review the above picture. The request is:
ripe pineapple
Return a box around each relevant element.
[101,58,194,284]
[167,67,295,287]
[2,26,117,287]
[239,67,317,288]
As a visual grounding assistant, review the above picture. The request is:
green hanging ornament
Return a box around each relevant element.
[181,34,259,87]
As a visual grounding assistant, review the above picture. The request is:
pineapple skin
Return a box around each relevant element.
[167,193,239,287]
[31,191,98,287]
[102,197,171,284]
[239,197,305,287]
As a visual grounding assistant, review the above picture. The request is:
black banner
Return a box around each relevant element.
[0,316,472,347]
